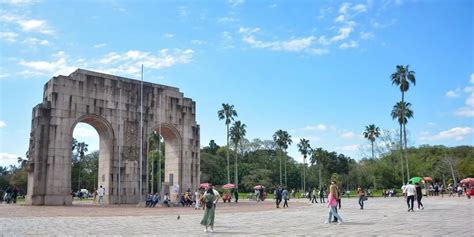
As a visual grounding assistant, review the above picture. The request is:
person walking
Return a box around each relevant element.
[275,186,282,208]
[357,186,366,210]
[234,189,239,203]
[325,181,343,224]
[415,183,424,210]
[282,187,289,208]
[311,188,318,204]
[406,181,416,212]
[201,186,217,232]
[97,185,105,205]
[319,187,325,203]
[195,189,201,210]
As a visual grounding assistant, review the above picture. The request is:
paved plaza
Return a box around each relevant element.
[0,196,472,236]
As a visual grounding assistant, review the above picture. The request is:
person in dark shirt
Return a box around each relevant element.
[415,183,424,210]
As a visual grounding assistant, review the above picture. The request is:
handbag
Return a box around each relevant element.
[362,196,368,201]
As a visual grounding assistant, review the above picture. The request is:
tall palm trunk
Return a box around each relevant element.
[234,144,238,188]
[371,141,374,159]
[226,124,230,184]
[399,123,405,185]
[403,123,410,180]
[279,149,282,185]
[284,149,287,187]
[303,156,306,195]
[400,91,406,184]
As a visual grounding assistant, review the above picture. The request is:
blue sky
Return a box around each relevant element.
[0,0,473,167]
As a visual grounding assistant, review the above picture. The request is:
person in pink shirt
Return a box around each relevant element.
[325,181,343,224]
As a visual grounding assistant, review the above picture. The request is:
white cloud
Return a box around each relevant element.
[0,14,53,35]
[0,152,21,167]
[464,86,474,93]
[239,27,260,34]
[331,26,353,42]
[334,15,345,23]
[94,43,107,48]
[446,89,461,98]
[339,2,351,14]
[455,107,474,117]
[0,0,35,5]
[302,124,327,131]
[242,35,316,52]
[339,40,358,49]
[229,0,244,7]
[239,27,321,53]
[427,122,436,126]
[0,31,18,42]
[318,36,330,45]
[73,127,98,137]
[218,17,238,24]
[0,120,6,128]
[164,33,174,38]
[420,127,473,141]
[470,73,474,84]
[353,4,367,13]
[360,31,374,40]
[25,37,49,46]
[341,131,355,139]
[96,49,194,77]
[466,93,474,107]
[191,40,206,45]
[454,74,474,117]
[19,51,76,76]
[371,19,397,29]
[310,48,330,55]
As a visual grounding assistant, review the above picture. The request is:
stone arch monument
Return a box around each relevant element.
[26,69,200,205]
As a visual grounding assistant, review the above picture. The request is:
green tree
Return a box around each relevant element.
[363,124,381,159]
[391,65,416,182]
[74,141,88,190]
[273,130,292,186]
[391,101,414,181]
[297,138,311,193]
[230,120,246,191]
[218,103,238,184]
[310,147,326,189]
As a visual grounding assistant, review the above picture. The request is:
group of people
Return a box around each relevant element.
[273,186,289,208]
[306,187,327,203]
[402,181,425,212]
[2,186,19,204]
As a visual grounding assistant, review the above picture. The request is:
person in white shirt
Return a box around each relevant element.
[97,185,105,205]
[405,181,416,212]
[195,189,201,210]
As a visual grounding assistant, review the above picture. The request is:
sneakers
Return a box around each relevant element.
[210,229,214,233]
[337,221,343,225]
[204,229,208,232]
[421,206,424,210]
[324,221,330,224]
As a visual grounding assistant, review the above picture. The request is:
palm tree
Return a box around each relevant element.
[391,65,416,183]
[218,103,238,184]
[363,124,381,159]
[310,147,325,189]
[17,157,27,168]
[391,101,414,181]
[273,130,292,186]
[297,138,311,194]
[230,121,246,191]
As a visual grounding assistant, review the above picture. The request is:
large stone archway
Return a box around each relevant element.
[26,69,200,205]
